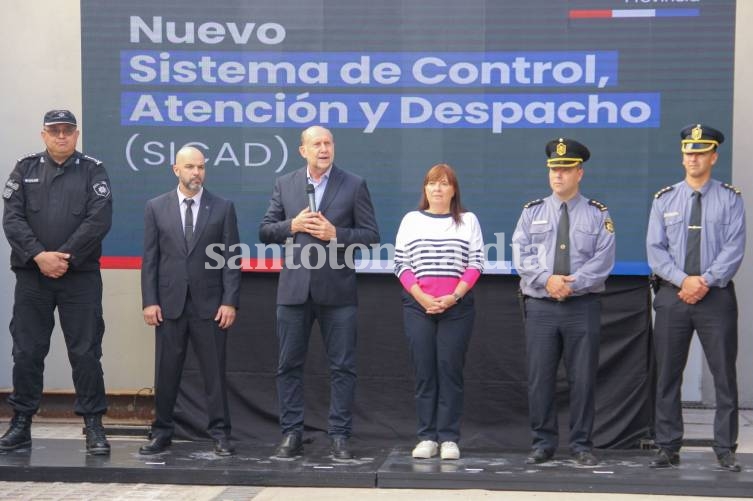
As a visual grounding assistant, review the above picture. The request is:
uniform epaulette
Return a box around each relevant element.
[722,183,742,195]
[523,199,543,209]
[16,152,40,163]
[654,185,674,199]
[588,199,608,212]
[82,154,103,166]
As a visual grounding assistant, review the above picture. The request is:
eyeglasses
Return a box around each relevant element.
[44,125,77,137]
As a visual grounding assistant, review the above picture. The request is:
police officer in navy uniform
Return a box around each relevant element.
[512,138,615,466]
[646,124,745,472]
[0,110,113,455]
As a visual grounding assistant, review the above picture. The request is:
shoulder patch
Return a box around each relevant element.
[654,185,674,199]
[82,154,103,166]
[523,199,543,209]
[92,181,111,198]
[723,183,742,195]
[588,199,608,212]
[16,152,40,163]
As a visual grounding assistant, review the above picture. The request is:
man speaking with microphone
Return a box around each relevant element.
[260,126,379,460]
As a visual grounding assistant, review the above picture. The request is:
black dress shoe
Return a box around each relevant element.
[525,448,554,464]
[331,436,353,460]
[717,452,741,472]
[649,448,679,468]
[214,437,235,457]
[274,432,303,458]
[139,436,172,455]
[572,450,598,466]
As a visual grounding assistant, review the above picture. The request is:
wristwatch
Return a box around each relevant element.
[453,293,463,303]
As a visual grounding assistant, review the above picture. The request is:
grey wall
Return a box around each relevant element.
[0,1,154,392]
[0,0,751,406]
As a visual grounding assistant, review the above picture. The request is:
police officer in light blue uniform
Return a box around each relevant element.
[512,138,615,466]
[646,124,745,472]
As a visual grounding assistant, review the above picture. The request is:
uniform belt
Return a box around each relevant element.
[525,293,596,303]
[653,276,733,291]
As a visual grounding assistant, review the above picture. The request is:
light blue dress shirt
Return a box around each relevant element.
[512,193,616,298]
[307,167,330,211]
[646,178,745,288]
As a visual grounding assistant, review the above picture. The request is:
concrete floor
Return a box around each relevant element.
[0,408,751,501]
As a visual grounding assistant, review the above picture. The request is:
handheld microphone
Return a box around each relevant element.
[306,183,317,212]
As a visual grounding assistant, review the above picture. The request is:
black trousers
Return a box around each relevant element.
[275,300,358,438]
[653,283,738,456]
[524,294,600,454]
[151,294,231,441]
[402,291,475,444]
[8,269,107,416]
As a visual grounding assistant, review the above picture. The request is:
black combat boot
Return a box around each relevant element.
[83,414,111,455]
[0,413,32,450]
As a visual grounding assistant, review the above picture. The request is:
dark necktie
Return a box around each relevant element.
[553,202,570,275]
[684,191,702,276]
[184,198,195,243]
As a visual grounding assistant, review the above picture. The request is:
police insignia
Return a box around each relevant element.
[589,199,608,212]
[93,181,111,198]
[691,124,702,140]
[556,141,566,156]
[605,218,615,234]
[5,180,19,191]
[723,183,742,195]
[654,185,674,199]
[2,187,13,199]
[523,199,543,209]
[83,154,103,166]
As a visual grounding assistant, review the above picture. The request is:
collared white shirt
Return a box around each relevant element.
[177,186,203,235]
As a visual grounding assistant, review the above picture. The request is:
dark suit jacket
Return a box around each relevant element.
[141,188,241,320]
[259,165,380,305]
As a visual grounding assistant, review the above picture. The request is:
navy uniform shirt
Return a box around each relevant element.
[512,193,616,298]
[646,178,745,288]
[2,150,113,271]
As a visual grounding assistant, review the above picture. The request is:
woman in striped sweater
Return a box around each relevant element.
[394,163,485,460]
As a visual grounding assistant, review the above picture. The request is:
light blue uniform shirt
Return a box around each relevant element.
[512,193,616,298]
[646,178,745,288]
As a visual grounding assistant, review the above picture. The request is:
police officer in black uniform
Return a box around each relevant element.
[0,110,113,455]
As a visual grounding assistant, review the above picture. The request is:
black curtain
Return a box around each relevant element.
[173,274,653,450]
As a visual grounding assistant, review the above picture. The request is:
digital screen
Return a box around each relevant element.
[81,0,735,274]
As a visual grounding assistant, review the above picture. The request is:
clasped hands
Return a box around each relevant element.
[546,274,574,301]
[291,208,336,241]
[413,290,459,315]
[34,251,70,279]
[678,275,709,305]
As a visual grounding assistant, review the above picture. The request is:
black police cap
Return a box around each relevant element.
[545,138,590,168]
[680,123,724,153]
[43,109,77,127]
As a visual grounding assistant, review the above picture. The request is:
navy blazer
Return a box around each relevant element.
[141,188,241,320]
[259,165,380,305]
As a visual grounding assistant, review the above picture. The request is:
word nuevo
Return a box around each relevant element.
[130,16,285,45]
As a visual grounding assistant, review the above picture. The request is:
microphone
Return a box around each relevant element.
[306,183,317,212]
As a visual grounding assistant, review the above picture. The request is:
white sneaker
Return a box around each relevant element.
[440,441,460,460]
[412,440,439,459]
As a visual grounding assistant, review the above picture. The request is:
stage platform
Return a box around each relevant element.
[1,438,752,497]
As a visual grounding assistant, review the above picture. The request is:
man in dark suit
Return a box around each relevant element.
[260,126,379,460]
[140,146,241,456]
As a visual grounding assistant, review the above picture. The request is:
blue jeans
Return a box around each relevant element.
[402,291,475,444]
[276,300,358,438]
